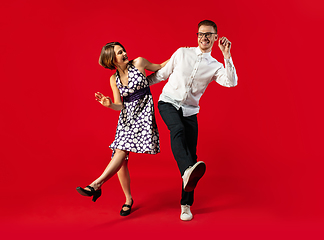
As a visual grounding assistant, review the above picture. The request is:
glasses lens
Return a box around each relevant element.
[197,33,213,38]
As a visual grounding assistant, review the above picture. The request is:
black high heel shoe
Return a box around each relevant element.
[76,185,102,202]
[120,199,133,216]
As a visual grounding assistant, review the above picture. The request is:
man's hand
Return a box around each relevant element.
[218,37,231,59]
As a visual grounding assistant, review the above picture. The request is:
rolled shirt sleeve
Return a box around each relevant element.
[213,57,238,87]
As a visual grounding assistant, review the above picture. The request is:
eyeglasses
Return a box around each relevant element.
[196,32,217,38]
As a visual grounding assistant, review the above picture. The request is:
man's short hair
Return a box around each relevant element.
[198,20,217,33]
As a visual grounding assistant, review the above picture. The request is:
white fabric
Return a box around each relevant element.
[148,47,238,116]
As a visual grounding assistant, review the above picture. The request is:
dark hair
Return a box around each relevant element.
[98,42,126,70]
[198,20,217,33]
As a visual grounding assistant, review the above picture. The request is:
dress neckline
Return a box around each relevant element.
[117,64,147,88]
[117,64,131,87]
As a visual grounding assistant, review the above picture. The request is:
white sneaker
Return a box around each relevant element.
[182,161,206,192]
[180,205,193,221]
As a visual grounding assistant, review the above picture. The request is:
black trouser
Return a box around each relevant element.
[158,101,198,206]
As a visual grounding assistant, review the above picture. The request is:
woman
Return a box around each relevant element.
[76,42,168,216]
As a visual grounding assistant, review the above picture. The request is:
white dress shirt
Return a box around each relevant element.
[148,47,238,116]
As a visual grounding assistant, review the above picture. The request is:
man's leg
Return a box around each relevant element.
[158,101,205,221]
[182,114,198,164]
[158,101,195,175]
[180,113,198,206]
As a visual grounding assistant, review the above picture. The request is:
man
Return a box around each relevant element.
[148,20,238,221]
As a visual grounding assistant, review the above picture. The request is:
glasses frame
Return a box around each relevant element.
[196,32,217,38]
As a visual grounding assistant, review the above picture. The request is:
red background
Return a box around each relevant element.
[1,0,324,239]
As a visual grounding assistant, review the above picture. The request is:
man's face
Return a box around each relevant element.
[197,25,218,53]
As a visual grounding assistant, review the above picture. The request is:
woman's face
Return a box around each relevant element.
[113,45,129,67]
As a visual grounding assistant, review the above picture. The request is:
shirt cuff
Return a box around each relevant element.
[225,56,233,63]
[225,57,234,68]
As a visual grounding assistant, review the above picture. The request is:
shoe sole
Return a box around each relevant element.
[76,187,91,197]
[120,210,132,216]
[184,162,206,192]
[180,216,193,221]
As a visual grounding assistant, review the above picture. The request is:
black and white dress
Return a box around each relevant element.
[109,64,160,159]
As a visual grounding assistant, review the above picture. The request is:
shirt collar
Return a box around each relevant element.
[195,47,216,64]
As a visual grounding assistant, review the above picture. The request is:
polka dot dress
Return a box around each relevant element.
[109,64,160,158]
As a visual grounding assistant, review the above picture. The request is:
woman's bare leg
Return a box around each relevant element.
[86,149,127,191]
[117,159,133,210]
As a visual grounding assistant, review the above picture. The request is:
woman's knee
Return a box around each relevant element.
[115,149,127,157]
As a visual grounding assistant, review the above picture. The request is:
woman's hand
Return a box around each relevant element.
[95,92,112,108]
[160,59,169,68]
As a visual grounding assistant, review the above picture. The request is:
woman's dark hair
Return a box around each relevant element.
[98,42,126,70]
